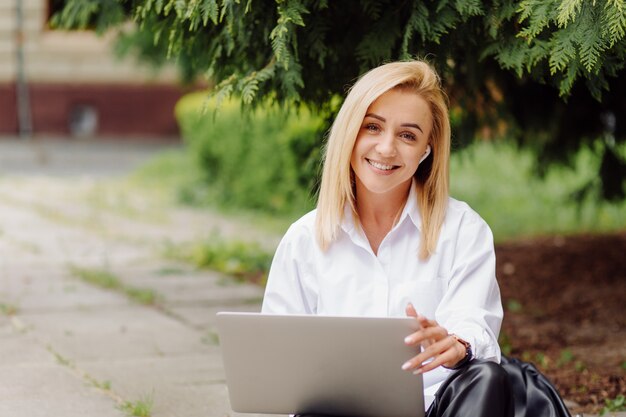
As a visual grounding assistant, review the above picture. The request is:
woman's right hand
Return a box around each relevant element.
[402,303,467,374]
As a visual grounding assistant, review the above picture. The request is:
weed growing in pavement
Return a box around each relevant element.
[68,265,159,305]
[48,347,74,368]
[600,394,626,415]
[119,395,154,417]
[163,238,273,285]
[85,373,112,391]
[0,303,18,315]
[201,331,220,346]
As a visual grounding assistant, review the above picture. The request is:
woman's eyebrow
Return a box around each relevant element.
[365,113,424,133]
[364,113,386,122]
[365,113,423,133]
[401,122,423,133]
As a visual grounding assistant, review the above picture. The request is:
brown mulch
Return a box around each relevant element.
[496,232,626,415]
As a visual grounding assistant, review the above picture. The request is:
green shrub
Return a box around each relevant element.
[175,93,323,215]
[163,238,273,285]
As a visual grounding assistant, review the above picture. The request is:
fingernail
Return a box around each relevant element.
[404,335,413,344]
[413,368,423,375]
[402,361,411,371]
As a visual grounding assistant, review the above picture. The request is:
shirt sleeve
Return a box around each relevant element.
[261,223,318,314]
[435,212,503,363]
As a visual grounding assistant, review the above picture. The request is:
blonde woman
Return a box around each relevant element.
[262,60,568,417]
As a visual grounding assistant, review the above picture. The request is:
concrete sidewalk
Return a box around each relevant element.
[0,137,279,417]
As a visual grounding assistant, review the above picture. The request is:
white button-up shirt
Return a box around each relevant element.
[262,184,503,407]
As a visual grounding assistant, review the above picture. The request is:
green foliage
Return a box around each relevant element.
[0,303,18,316]
[506,299,523,312]
[600,394,626,415]
[49,0,130,34]
[119,396,154,417]
[449,141,626,241]
[164,237,273,285]
[556,348,575,367]
[174,92,321,214]
[69,265,159,305]
[498,331,513,355]
[554,348,586,372]
[51,0,625,103]
[492,0,626,92]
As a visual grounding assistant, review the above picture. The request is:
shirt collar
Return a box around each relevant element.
[340,179,422,239]
[399,179,422,232]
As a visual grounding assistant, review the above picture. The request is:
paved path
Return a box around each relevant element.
[0,138,280,417]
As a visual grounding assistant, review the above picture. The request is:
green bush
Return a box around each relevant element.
[450,141,626,242]
[175,93,323,214]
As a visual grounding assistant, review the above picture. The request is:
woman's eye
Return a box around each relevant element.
[400,132,416,141]
[364,124,380,133]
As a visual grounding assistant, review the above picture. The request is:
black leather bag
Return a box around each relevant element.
[500,356,572,417]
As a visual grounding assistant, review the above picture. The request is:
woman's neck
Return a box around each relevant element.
[354,181,411,254]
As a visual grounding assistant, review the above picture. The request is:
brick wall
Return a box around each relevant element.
[0,82,184,136]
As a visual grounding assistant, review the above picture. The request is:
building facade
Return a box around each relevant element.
[0,0,184,138]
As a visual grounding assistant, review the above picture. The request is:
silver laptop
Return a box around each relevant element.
[216,312,425,417]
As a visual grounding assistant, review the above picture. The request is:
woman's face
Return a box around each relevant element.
[350,88,433,199]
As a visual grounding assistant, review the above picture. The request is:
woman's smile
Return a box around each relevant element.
[366,158,400,173]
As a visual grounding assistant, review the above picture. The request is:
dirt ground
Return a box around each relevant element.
[496,232,626,414]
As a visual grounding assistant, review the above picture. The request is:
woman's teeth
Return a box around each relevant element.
[367,159,396,171]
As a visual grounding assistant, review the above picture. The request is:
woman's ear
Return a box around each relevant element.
[419,145,431,164]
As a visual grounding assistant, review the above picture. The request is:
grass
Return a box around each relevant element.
[600,395,626,415]
[449,141,626,242]
[46,345,76,370]
[162,238,273,285]
[119,396,154,417]
[0,303,18,315]
[68,265,159,305]
[201,331,220,346]
[86,376,112,391]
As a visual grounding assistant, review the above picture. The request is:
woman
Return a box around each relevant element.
[262,60,567,417]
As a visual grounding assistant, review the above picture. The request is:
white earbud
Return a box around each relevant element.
[419,145,431,163]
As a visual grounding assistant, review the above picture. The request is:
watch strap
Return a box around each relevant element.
[444,334,473,370]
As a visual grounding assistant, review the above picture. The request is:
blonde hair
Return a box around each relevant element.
[315,60,451,259]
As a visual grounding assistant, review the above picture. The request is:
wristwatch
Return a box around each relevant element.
[445,334,473,370]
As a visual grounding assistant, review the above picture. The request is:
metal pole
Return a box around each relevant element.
[15,0,33,138]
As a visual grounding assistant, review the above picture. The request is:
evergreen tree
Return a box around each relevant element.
[53,0,626,200]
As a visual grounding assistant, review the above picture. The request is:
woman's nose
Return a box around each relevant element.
[375,133,396,157]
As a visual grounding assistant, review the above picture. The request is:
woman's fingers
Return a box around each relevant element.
[405,302,418,318]
[403,305,461,374]
[415,314,439,329]
[401,334,457,373]
[404,324,448,346]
